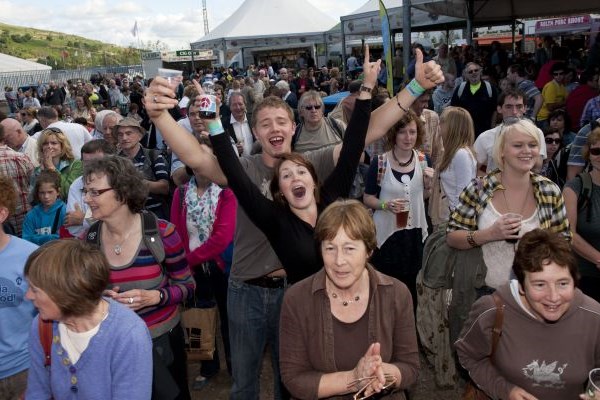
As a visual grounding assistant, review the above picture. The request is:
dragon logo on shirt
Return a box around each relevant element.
[522,360,567,388]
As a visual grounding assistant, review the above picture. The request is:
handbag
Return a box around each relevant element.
[181,263,218,361]
[181,306,217,361]
[428,169,450,227]
[462,293,504,400]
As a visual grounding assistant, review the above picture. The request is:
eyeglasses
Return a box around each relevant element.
[467,69,480,74]
[304,105,322,111]
[349,374,397,400]
[590,147,600,156]
[553,72,564,76]
[82,187,113,197]
[545,138,561,145]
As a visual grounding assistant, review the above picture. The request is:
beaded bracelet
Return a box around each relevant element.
[466,230,479,248]
[395,95,409,114]
[406,79,425,97]
[207,120,225,136]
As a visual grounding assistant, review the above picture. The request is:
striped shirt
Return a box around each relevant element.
[447,169,571,240]
[122,146,170,214]
[0,145,34,236]
[108,219,195,338]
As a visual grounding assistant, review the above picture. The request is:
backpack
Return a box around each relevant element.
[140,147,172,217]
[457,80,493,99]
[577,171,593,222]
[85,210,166,267]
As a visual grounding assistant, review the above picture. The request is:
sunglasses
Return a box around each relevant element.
[553,72,564,76]
[545,138,561,145]
[590,147,600,156]
[467,69,480,74]
[304,105,322,111]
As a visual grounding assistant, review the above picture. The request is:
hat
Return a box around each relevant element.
[114,117,145,135]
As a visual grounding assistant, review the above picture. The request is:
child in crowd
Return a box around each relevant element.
[22,170,66,245]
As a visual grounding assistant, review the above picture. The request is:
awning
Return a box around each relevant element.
[535,15,591,35]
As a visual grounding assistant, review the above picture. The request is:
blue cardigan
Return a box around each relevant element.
[26,299,153,399]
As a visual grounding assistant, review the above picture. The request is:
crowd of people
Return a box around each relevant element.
[0,32,599,400]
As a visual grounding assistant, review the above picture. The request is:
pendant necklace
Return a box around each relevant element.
[392,149,414,167]
[113,228,135,255]
[329,291,360,306]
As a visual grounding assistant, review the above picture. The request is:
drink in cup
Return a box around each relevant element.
[586,368,600,398]
[157,68,183,91]
[198,81,217,119]
[504,212,522,244]
[395,199,410,229]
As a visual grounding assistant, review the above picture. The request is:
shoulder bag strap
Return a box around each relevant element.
[50,205,63,234]
[38,318,53,367]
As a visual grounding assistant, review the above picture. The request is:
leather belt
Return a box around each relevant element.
[245,276,287,289]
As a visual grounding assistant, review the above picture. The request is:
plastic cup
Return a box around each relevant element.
[586,368,600,398]
[157,68,183,90]
[504,212,522,244]
[395,199,410,228]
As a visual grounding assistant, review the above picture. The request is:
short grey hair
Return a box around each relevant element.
[275,80,289,92]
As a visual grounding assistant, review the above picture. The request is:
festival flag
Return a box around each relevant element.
[131,20,139,37]
[379,0,394,94]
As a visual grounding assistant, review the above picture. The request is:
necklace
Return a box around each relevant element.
[112,227,135,255]
[392,149,414,167]
[329,291,360,306]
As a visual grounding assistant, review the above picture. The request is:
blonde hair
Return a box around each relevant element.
[37,128,75,164]
[492,119,540,170]
[437,107,475,172]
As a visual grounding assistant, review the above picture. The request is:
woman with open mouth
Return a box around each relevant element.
[207,46,380,284]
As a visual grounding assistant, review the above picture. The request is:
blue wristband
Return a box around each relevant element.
[207,120,225,136]
[406,79,425,97]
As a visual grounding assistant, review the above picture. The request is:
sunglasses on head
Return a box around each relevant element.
[590,147,600,156]
[305,105,322,110]
[545,137,561,145]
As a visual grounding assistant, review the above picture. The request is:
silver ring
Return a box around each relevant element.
[129,297,134,304]
[152,95,158,103]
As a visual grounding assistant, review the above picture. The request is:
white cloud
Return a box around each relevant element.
[0,0,365,50]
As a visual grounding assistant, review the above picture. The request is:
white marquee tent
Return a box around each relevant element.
[0,52,52,73]
[191,0,338,64]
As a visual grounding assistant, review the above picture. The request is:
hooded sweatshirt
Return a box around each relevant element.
[455,283,600,400]
[22,199,66,245]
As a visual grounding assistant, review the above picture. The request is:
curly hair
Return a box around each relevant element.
[83,155,148,213]
[0,174,17,216]
[36,128,75,164]
[513,229,578,287]
[385,109,425,151]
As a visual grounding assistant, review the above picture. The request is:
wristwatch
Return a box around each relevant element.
[359,85,373,94]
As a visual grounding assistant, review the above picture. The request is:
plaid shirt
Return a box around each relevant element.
[0,145,34,236]
[447,169,571,240]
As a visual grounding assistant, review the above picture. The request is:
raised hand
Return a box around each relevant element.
[414,48,444,90]
[144,77,178,120]
[361,44,381,89]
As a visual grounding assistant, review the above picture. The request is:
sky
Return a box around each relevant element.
[0,0,367,50]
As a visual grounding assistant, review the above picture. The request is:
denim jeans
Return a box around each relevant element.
[227,278,286,400]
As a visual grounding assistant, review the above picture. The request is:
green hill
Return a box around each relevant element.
[0,22,141,69]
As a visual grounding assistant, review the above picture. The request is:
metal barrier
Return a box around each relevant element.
[0,65,144,90]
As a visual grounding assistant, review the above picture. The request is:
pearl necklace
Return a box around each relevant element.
[329,291,360,306]
[392,149,414,167]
